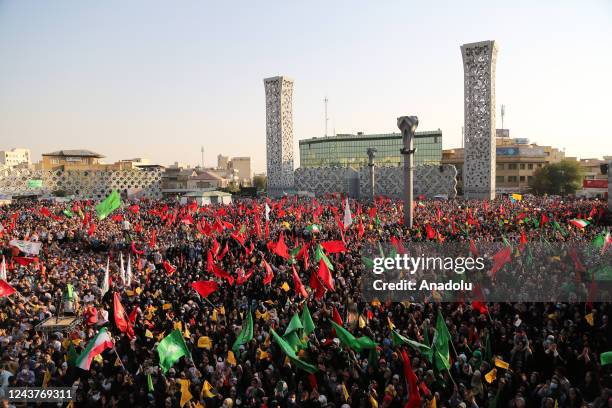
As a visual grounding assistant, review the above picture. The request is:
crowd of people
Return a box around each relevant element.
[0,194,611,408]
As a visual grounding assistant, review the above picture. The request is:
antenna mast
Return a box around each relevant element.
[501,104,505,130]
[324,96,329,137]
[200,146,204,168]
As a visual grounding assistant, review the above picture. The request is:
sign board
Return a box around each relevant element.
[496,147,519,156]
[583,179,608,189]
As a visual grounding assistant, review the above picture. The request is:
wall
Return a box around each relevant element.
[0,167,162,200]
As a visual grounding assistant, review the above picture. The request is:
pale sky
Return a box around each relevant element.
[1,1,611,173]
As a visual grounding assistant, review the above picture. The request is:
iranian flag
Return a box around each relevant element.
[75,327,114,370]
[569,219,590,229]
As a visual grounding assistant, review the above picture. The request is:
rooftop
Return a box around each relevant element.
[42,150,104,158]
[299,130,442,145]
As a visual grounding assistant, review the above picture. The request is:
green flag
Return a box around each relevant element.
[270,329,318,373]
[362,257,374,269]
[67,342,78,366]
[63,209,73,218]
[315,244,334,271]
[301,305,315,337]
[330,320,377,353]
[284,313,304,335]
[433,310,451,371]
[283,331,304,351]
[147,374,154,392]
[157,329,191,373]
[391,330,432,355]
[232,310,254,355]
[288,246,302,265]
[422,322,433,363]
[600,351,612,366]
[64,284,74,301]
[27,179,42,188]
[305,224,321,233]
[96,191,121,220]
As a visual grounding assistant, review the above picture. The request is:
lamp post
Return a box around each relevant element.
[398,116,419,228]
[367,148,377,201]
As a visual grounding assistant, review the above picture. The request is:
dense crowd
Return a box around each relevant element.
[0,194,611,408]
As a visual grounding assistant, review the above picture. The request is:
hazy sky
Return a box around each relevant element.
[1,1,611,173]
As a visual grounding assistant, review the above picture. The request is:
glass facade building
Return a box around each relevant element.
[299,131,442,168]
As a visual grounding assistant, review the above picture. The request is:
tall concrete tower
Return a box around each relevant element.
[461,41,498,200]
[264,76,295,197]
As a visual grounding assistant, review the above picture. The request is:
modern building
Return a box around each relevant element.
[180,190,232,206]
[217,155,229,169]
[442,132,567,194]
[264,76,295,195]
[299,130,442,169]
[0,148,31,168]
[229,157,251,184]
[461,40,499,200]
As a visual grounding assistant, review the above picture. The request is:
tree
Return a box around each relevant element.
[529,160,583,196]
[252,174,267,191]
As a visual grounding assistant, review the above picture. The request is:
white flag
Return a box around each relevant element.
[9,239,42,255]
[126,255,132,287]
[343,197,353,229]
[101,257,109,297]
[0,256,6,281]
[265,203,271,222]
[119,253,126,285]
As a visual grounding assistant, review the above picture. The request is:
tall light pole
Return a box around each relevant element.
[367,148,377,200]
[398,116,419,228]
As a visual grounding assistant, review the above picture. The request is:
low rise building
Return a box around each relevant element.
[0,148,31,168]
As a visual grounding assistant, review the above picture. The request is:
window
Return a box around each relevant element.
[520,163,525,170]
[520,176,525,182]
[508,163,518,170]
[497,164,504,170]
[508,176,518,182]
[528,163,533,169]
[496,176,504,183]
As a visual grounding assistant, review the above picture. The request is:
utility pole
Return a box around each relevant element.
[324,96,329,137]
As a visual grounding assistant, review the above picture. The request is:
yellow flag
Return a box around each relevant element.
[173,321,183,331]
[162,303,172,310]
[62,338,70,350]
[219,306,226,315]
[197,336,212,349]
[387,317,396,330]
[179,379,193,408]
[258,348,270,360]
[554,399,558,408]
[135,287,143,295]
[93,354,103,364]
[359,315,366,329]
[429,396,437,408]
[183,326,191,339]
[281,282,290,292]
[66,402,75,408]
[227,351,237,366]
[145,329,154,339]
[71,339,81,346]
[369,394,378,408]
[212,309,218,322]
[371,299,381,308]
[494,358,510,370]
[201,380,215,398]
[126,290,135,296]
[42,370,51,387]
[585,313,594,326]
[256,310,270,321]
[114,357,122,367]
[342,383,349,401]
[484,368,497,383]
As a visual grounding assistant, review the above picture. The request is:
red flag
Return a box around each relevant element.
[207,251,234,285]
[401,349,421,408]
[191,280,219,298]
[292,266,308,298]
[425,223,436,240]
[568,247,586,273]
[332,306,343,326]
[111,214,123,222]
[320,240,346,254]
[263,259,274,285]
[13,257,38,266]
[128,307,139,324]
[40,207,51,217]
[0,279,16,298]
[131,241,144,255]
[218,242,229,260]
[129,204,140,214]
[519,230,528,252]
[317,258,334,291]
[265,221,270,239]
[309,271,326,300]
[212,239,220,256]
[368,207,377,219]
[149,230,157,249]
[471,284,488,314]
[490,246,511,279]
[469,239,479,257]
[113,292,134,339]
[163,260,176,276]
[237,267,254,285]
[540,213,549,227]
[273,231,290,259]
[87,222,96,236]
[357,218,365,239]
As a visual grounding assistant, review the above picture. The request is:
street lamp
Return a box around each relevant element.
[398,116,419,228]
[367,148,377,200]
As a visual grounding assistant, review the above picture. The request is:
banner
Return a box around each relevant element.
[9,239,42,255]
[27,179,43,188]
